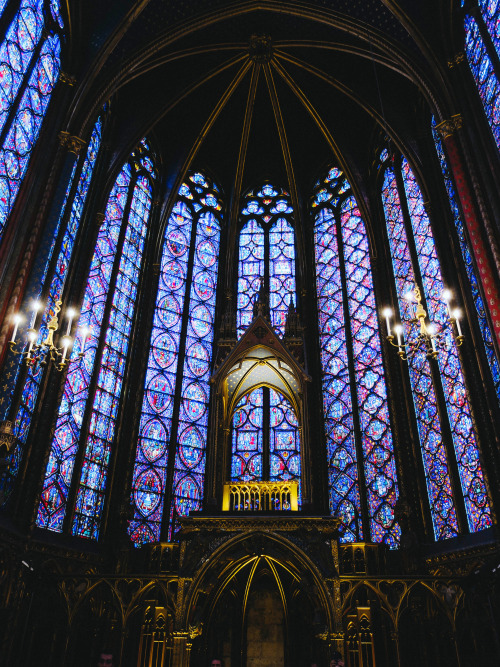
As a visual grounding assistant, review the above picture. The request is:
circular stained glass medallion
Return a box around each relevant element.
[178,426,204,468]
[134,469,162,517]
[183,382,207,420]
[166,229,188,257]
[147,375,172,414]
[187,341,210,377]
[174,476,201,513]
[162,260,185,290]
[140,419,168,462]
[153,332,177,369]
[191,305,212,337]
[158,295,181,328]
[193,270,215,301]
[197,239,217,267]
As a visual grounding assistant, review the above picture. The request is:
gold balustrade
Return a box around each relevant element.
[222,480,299,512]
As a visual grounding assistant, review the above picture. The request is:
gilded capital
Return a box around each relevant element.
[59,71,76,86]
[435,114,463,139]
[447,52,466,68]
[58,131,86,156]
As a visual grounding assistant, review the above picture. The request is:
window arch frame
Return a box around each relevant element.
[35,139,158,538]
[377,147,493,540]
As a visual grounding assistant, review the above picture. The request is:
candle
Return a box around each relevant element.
[80,326,90,355]
[61,336,71,364]
[29,300,42,329]
[65,307,76,336]
[394,324,403,348]
[382,308,392,337]
[442,289,452,318]
[453,309,462,337]
[11,314,23,343]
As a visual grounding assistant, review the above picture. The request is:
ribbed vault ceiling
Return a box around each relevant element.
[65,1,460,217]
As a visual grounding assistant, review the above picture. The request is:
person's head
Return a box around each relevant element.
[97,652,113,667]
[330,651,344,667]
[210,659,223,667]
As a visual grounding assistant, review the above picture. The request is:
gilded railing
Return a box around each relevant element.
[222,481,299,512]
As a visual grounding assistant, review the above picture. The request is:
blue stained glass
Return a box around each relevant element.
[465,15,500,152]
[37,164,132,532]
[432,119,500,401]
[340,196,400,547]
[237,219,264,336]
[269,389,301,498]
[169,210,220,539]
[237,185,296,336]
[315,204,361,543]
[72,175,152,540]
[0,0,45,139]
[401,159,492,533]
[0,33,61,244]
[129,173,221,546]
[478,0,500,57]
[382,164,459,540]
[0,117,102,506]
[269,218,296,335]
[50,0,64,28]
[231,389,264,481]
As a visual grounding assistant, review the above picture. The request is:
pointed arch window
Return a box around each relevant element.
[463,1,500,151]
[232,184,301,502]
[313,168,400,547]
[237,184,295,337]
[380,152,492,540]
[129,172,222,546]
[36,140,156,538]
[230,387,302,495]
[0,115,102,503]
[0,0,63,243]
[431,117,500,401]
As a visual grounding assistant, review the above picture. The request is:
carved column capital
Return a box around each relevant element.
[434,114,463,139]
[447,52,466,68]
[58,131,86,156]
[59,71,76,86]
[95,212,106,228]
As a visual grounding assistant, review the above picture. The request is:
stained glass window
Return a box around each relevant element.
[37,141,155,535]
[0,117,102,503]
[237,184,295,337]
[380,152,492,539]
[431,118,500,400]
[230,387,302,499]
[464,12,500,151]
[129,172,222,546]
[314,168,399,547]
[232,184,301,506]
[231,389,264,482]
[0,1,62,244]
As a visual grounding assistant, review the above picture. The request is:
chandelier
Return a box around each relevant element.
[382,286,464,361]
[9,299,90,371]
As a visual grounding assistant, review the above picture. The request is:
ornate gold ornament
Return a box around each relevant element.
[58,131,86,156]
[9,299,90,372]
[382,284,464,361]
[435,114,463,139]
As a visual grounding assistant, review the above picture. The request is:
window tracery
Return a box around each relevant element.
[380,152,492,538]
[0,0,62,243]
[314,168,399,547]
[37,140,155,536]
[129,172,222,546]
[431,117,500,401]
[464,2,500,151]
[0,115,102,503]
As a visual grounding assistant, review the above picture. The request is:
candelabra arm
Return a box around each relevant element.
[42,300,62,348]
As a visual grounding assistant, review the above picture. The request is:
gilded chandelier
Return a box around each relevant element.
[382,286,464,361]
[9,299,90,371]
